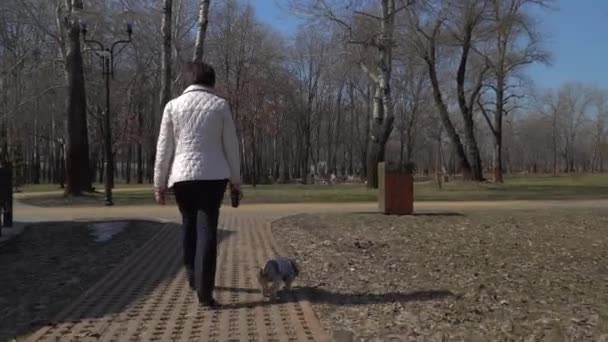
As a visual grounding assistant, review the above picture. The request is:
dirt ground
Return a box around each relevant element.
[0,220,166,341]
[272,208,608,341]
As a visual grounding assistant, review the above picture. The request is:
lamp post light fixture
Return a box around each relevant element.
[81,23,132,206]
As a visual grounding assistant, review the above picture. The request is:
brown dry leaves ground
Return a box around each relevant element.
[0,220,165,341]
[272,208,608,341]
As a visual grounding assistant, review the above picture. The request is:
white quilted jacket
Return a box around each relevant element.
[154,85,241,190]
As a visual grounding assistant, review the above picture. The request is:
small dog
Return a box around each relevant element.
[257,257,299,299]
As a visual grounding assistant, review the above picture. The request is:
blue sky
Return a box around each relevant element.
[248,0,300,35]
[249,0,608,90]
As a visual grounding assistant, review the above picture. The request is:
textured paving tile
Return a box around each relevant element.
[24,213,328,342]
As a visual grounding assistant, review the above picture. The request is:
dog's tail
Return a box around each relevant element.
[290,258,299,276]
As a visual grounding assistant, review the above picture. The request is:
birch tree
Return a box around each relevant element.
[160,0,173,118]
[193,0,211,63]
[290,0,415,187]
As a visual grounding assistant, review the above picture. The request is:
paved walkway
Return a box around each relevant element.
[14,199,608,341]
[18,201,328,342]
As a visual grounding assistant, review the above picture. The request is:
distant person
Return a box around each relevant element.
[153,61,242,308]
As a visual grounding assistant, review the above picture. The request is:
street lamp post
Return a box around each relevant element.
[81,23,132,206]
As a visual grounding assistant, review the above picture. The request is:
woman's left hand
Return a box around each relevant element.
[155,189,166,205]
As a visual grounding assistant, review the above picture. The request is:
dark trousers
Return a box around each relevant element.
[173,179,227,301]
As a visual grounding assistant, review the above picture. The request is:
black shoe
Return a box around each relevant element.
[185,268,195,290]
[199,298,221,308]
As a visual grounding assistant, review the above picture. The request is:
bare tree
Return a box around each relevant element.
[193,0,211,62]
[361,0,400,188]
[2,0,606,191]
[452,1,489,181]
[406,2,481,180]
[591,91,608,171]
[477,0,551,182]
[160,0,173,118]
[290,0,415,187]
[558,83,595,172]
[62,0,92,195]
[151,0,173,185]
[289,29,327,183]
[539,83,595,173]
[540,89,563,175]
[393,58,428,166]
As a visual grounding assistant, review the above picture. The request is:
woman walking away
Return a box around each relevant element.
[153,62,242,307]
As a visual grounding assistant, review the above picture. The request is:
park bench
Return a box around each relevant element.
[0,166,13,235]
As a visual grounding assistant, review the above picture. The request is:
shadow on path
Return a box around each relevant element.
[6,221,235,341]
[412,212,464,217]
[348,211,465,217]
[214,286,456,310]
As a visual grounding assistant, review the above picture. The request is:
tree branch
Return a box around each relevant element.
[504,103,528,116]
[359,62,379,83]
[477,98,497,136]
[5,85,66,117]
[393,0,416,16]
[26,132,64,147]
[320,0,353,34]
[504,93,525,103]
[17,0,64,48]
[354,10,382,21]
[468,64,490,111]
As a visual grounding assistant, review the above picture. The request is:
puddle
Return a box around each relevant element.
[89,221,129,242]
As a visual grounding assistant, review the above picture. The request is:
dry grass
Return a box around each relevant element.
[273,208,608,341]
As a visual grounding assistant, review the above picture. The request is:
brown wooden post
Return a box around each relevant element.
[378,162,414,215]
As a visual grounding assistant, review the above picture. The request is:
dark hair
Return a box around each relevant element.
[188,62,216,87]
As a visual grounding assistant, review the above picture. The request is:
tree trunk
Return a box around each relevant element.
[326,94,334,172]
[426,57,472,180]
[241,134,249,183]
[552,110,558,176]
[272,136,279,181]
[126,145,132,184]
[302,132,311,184]
[491,94,504,182]
[333,86,343,174]
[436,131,443,189]
[137,109,144,184]
[193,0,211,63]
[491,79,505,183]
[361,86,371,179]
[362,0,397,188]
[399,128,405,168]
[348,84,355,175]
[456,21,484,181]
[90,149,98,186]
[160,0,173,113]
[251,123,257,187]
[33,116,41,184]
[63,0,92,196]
[154,0,173,186]
[314,102,322,170]
[0,108,7,166]
[463,117,484,180]
[280,132,290,183]
[98,151,104,184]
[421,20,474,180]
[366,86,394,188]
[301,100,313,184]
[492,133,503,181]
